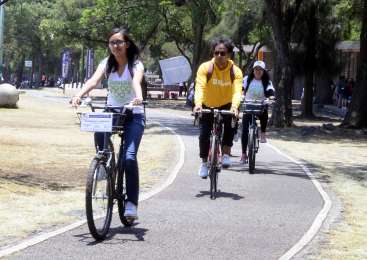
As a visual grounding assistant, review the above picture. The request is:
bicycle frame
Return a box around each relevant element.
[241,100,267,173]
[199,108,234,199]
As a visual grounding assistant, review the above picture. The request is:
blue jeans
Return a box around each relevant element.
[95,113,145,206]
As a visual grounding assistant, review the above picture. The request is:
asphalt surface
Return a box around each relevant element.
[7,93,324,259]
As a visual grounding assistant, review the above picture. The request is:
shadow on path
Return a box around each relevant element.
[74,225,149,246]
[195,190,244,200]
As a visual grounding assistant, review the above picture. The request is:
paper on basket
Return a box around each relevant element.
[80,112,113,132]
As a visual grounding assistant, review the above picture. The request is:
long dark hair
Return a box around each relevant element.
[246,68,270,89]
[106,27,140,75]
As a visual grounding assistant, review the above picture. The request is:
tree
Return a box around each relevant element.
[291,0,341,117]
[264,0,305,127]
[207,0,271,72]
[342,0,367,127]
[4,0,62,86]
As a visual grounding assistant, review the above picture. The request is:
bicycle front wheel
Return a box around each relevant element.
[248,127,256,174]
[209,137,219,199]
[85,158,113,240]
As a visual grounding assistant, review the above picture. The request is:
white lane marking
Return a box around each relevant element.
[0,122,185,258]
[266,143,332,260]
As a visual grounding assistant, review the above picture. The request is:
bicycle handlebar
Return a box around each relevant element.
[191,108,234,117]
[242,98,275,105]
[74,97,148,110]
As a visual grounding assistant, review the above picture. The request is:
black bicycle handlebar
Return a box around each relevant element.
[191,108,234,116]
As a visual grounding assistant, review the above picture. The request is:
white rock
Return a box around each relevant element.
[0,83,19,107]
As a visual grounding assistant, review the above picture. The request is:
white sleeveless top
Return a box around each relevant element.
[97,58,145,114]
[243,76,275,101]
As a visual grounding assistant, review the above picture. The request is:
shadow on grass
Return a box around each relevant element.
[145,98,190,111]
[269,125,367,144]
[0,171,75,190]
[306,161,367,185]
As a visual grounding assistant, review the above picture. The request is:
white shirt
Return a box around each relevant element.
[98,58,145,114]
[243,76,274,101]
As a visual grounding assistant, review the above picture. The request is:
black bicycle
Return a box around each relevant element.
[195,108,234,199]
[79,100,143,240]
[241,99,269,174]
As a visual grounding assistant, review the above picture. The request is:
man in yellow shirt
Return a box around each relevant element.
[194,37,243,178]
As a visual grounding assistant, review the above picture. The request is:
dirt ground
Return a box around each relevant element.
[0,91,180,248]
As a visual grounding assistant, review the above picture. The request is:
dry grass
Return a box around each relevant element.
[0,91,179,247]
[269,119,367,260]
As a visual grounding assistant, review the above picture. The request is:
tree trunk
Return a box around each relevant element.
[265,0,294,127]
[342,0,367,128]
[15,55,25,88]
[191,15,205,77]
[30,55,35,87]
[315,74,334,105]
[190,1,212,78]
[302,2,318,117]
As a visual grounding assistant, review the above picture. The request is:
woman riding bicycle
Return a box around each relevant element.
[71,27,145,219]
[240,60,275,164]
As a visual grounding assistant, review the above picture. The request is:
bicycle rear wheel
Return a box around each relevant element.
[248,127,256,174]
[209,137,219,199]
[85,158,113,240]
[117,169,135,226]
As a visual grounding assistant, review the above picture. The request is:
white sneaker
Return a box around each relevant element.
[124,201,138,219]
[222,154,232,168]
[198,163,209,178]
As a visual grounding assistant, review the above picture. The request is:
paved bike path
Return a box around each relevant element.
[7,109,324,260]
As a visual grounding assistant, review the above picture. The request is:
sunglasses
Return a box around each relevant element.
[109,40,127,46]
[214,51,227,56]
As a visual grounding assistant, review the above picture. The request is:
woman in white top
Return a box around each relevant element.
[72,27,145,219]
[241,60,275,163]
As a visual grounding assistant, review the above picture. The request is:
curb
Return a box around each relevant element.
[266,143,332,260]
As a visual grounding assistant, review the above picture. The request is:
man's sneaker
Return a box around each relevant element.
[222,154,232,168]
[240,153,248,164]
[260,132,267,143]
[198,163,209,178]
[124,201,138,219]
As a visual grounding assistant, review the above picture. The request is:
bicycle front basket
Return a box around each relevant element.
[242,103,265,114]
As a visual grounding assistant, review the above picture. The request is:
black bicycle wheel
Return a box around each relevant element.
[248,127,256,174]
[85,158,113,240]
[209,137,219,199]
[117,167,135,226]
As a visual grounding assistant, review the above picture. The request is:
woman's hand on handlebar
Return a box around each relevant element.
[132,97,143,105]
[194,105,202,113]
[230,106,239,118]
[71,96,81,107]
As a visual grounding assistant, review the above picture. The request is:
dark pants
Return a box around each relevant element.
[95,113,145,206]
[241,108,268,154]
[199,103,235,159]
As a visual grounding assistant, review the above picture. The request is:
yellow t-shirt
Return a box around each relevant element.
[194,59,243,108]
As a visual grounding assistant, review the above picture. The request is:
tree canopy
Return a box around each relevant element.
[2,0,366,127]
